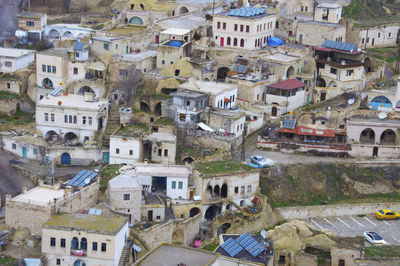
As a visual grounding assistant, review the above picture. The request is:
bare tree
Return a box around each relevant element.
[114,64,144,106]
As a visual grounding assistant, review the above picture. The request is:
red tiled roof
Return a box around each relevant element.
[267,79,306,90]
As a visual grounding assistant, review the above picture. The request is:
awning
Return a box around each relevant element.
[197,122,215,132]
[87,62,106,71]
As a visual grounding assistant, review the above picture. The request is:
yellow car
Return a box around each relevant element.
[376,209,400,220]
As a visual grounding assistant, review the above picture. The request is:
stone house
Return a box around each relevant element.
[0,132,47,161]
[15,12,47,40]
[143,132,176,164]
[114,50,157,74]
[91,36,131,56]
[156,37,191,70]
[0,75,23,94]
[42,214,128,266]
[192,161,260,221]
[108,170,142,222]
[35,93,109,146]
[213,6,276,50]
[0,48,35,73]
[109,135,142,165]
[5,177,99,235]
[122,0,175,26]
[36,48,70,91]
[201,108,246,138]
[346,22,400,49]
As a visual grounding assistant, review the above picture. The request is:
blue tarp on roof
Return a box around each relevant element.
[66,170,98,188]
[267,37,284,47]
[168,40,183,47]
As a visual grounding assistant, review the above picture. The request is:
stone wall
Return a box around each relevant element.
[331,246,362,266]
[133,213,201,250]
[276,202,400,220]
[0,99,18,115]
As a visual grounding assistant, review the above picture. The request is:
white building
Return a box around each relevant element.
[36,93,109,144]
[109,135,142,165]
[0,48,35,73]
[0,132,46,160]
[108,170,142,222]
[180,79,238,109]
[213,7,276,50]
[144,132,177,164]
[42,214,129,266]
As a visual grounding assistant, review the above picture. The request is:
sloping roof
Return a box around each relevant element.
[73,41,85,51]
[228,7,265,17]
[109,171,141,190]
[267,79,306,90]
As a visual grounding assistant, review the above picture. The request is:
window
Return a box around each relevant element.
[47,65,51,73]
[71,237,79,249]
[92,242,98,251]
[33,148,38,154]
[378,33,381,38]
[172,181,176,189]
[156,215,161,219]
[246,25,249,32]
[361,38,364,44]
[73,115,77,124]
[223,22,226,30]
[116,148,119,154]
[73,67,78,75]
[247,185,251,193]
[124,194,130,200]
[179,113,186,121]
[240,25,244,32]
[104,43,109,50]
[82,116,86,124]
[234,24,238,31]
[389,33,391,37]
[101,243,106,252]
[51,113,55,122]
[45,113,49,121]
[164,149,168,157]
[129,150,133,155]
[50,237,56,247]
[7,82,10,89]
[234,187,239,193]
[64,115,68,123]
[366,37,369,43]
[5,61,12,68]
[52,66,56,73]
[186,100,190,106]
[346,70,354,76]
[170,61,173,65]
[217,22,220,29]
[178,181,183,189]
[42,64,46,72]
[241,186,245,194]
[305,6,308,11]
[84,136,89,142]
[119,69,128,77]
[56,258,61,265]
[12,143,16,150]
[162,60,165,65]
[330,67,337,74]
[88,117,92,125]
[75,52,80,58]
[301,6,304,11]
[26,21,34,27]
[115,44,118,50]
[81,238,87,250]
[158,149,162,156]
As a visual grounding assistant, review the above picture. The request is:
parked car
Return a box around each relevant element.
[375,209,400,220]
[250,155,273,168]
[363,231,389,245]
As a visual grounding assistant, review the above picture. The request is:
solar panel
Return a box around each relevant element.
[221,238,243,257]
[50,87,62,96]
[236,233,265,257]
[322,40,356,52]
[242,66,249,73]
[288,119,296,129]
[232,64,239,71]
[66,170,85,186]
[66,170,98,187]
[228,7,266,17]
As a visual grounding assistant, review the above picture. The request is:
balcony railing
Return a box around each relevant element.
[71,249,87,257]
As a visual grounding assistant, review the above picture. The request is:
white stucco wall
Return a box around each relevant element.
[109,136,141,164]
[166,176,188,199]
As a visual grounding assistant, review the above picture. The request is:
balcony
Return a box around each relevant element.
[71,249,87,257]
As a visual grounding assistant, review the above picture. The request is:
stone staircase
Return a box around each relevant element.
[102,105,121,148]
[118,240,133,266]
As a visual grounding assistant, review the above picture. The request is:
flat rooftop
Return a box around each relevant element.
[134,164,190,178]
[37,94,108,110]
[161,28,190,36]
[37,47,69,57]
[109,171,141,190]
[348,116,400,127]
[44,214,127,235]
[171,90,206,99]
[193,161,257,176]
[0,48,35,58]
[180,79,236,95]
[144,132,176,143]
[92,36,126,42]
[117,50,157,63]
[263,53,299,63]
[11,187,65,206]
[136,244,218,266]
[16,12,46,18]
[317,3,341,9]
[300,20,344,27]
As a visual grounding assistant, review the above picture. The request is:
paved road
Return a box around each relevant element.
[305,214,400,246]
[0,150,33,205]
[0,0,19,45]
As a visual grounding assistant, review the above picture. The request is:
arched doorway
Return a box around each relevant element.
[205,204,220,221]
[240,200,245,206]
[217,223,231,235]
[80,238,87,250]
[364,57,372,73]
[61,153,71,165]
[189,207,200,217]
[316,77,326,87]
[140,102,150,112]
[45,130,58,142]
[63,31,73,38]
[206,185,213,199]
[129,17,144,25]
[328,81,337,88]
[271,106,278,117]
[380,129,396,145]
[360,128,375,144]
[71,237,79,249]
[369,96,392,110]
[42,78,53,89]
[183,157,194,164]
[154,102,162,116]
[214,185,220,197]
[286,66,294,78]
[140,3,145,10]
[78,86,95,96]
[217,67,229,81]
[74,260,86,266]
[48,29,60,38]
[221,184,227,198]
[64,132,78,142]
[179,6,189,15]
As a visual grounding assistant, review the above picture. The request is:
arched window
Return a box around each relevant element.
[227,37,231,45]
[71,237,79,249]
[64,115,68,123]
[116,148,120,154]
[80,238,87,250]
[240,39,244,47]
[69,115,72,123]
[233,38,238,46]
[73,115,77,124]
[255,39,257,47]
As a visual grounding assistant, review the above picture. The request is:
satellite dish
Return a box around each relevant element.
[347,98,355,105]
[84,178,90,185]
[260,230,267,239]
[378,112,387,120]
